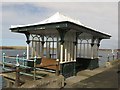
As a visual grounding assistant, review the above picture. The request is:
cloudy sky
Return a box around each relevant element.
[1,2,118,49]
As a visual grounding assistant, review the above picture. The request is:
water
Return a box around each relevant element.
[0,49,118,88]
[0,49,26,89]
[99,50,118,67]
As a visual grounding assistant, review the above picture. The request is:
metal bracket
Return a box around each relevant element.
[24,32,30,44]
[57,28,70,44]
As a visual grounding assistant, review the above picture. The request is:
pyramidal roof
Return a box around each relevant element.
[10,12,111,36]
[10,12,84,28]
[39,12,83,25]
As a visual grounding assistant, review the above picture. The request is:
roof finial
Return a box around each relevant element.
[55,12,60,15]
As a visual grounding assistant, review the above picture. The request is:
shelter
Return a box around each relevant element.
[10,12,111,77]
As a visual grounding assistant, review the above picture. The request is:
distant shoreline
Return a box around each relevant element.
[0,46,120,51]
[0,46,26,50]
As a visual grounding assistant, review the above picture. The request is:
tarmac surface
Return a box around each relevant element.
[65,61,120,88]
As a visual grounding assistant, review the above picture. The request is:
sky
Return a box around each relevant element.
[1,1,118,49]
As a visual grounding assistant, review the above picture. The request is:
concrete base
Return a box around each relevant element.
[20,75,64,88]
[2,71,64,88]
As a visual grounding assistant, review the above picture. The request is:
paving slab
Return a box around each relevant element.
[64,60,120,88]
[65,76,88,85]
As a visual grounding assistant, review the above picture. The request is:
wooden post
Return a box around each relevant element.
[73,41,77,76]
[27,44,30,59]
[80,41,82,57]
[46,41,50,58]
[48,41,51,58]
[15,54,20,87]
[25,33,30,59]
[34,41,37,56]
[26,40,30,59]
[31,40,34,57]
[56,61,59,76]
[74,45,77,61]
[84,43,85,58]
[52,41,54,58]
[87,41,89,58]
[97,43,100,59]
[36,41,39,57]
[71,37,73,61]
[68,41,70,62]
[41,41,45,57]
[65,49,67,62]
[91,43,94,59]
[60,44,63,63]
[34,56,37,80]
[56,36,59,60]
[16,54,19,65]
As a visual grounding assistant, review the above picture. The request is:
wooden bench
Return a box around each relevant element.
[36,58,60,70]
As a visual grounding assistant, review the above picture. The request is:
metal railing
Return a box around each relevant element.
[2,53,60,87]
[2,53,38,80]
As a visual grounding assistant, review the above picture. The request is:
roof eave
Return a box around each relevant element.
[10,21,111,39]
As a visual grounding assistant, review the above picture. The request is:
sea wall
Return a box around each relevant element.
[20,75,64,88]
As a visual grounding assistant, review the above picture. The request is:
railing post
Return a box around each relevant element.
[2,53,5,70]
[23,52,26,66]
[34,56,37,80]
[16,54,19,65]
[15,54,20,87]
[56,61,59,76]
[107,54,109,62]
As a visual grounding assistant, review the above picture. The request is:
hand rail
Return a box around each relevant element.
[2,52,60,86]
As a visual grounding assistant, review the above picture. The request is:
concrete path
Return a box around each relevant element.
[65,60,120,88]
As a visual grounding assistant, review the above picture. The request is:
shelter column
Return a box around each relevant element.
[73,42,77,61]
[36,41,40,57]
[46,41,50,58]
[56,36,59,61]
[25,33,30,59]
[60,41,64,63]
[41,41,45,57]
[26,41,30,59]
[97,38,102,58]
[57,28,69,63]
[91,43,94,59]
[64,40,67,62]
[31,40,34,57]
[91,38,95,59]
[97,43,100,58]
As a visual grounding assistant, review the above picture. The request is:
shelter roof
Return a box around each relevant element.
[10,12,83,28]
[10,12,111,39]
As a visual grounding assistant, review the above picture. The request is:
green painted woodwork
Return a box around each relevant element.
[10,21,111,39]
[27,58,42,67]
[76,58,99,72]
[60,62,76,78]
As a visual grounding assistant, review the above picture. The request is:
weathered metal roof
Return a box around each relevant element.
[10,12,83,28]
[10,12,111,39]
